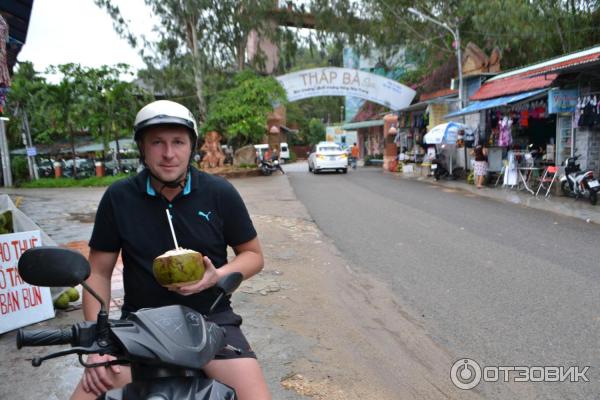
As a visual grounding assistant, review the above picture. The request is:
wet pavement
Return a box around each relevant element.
[286,160,600,224]
[383,167,600,225]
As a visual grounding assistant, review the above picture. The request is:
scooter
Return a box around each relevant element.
[16,247,243,399]
[560,155,599,205]
[259,159,283,176]
[430,157,449,181]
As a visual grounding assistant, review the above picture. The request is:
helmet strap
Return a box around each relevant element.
[148,167,189,194]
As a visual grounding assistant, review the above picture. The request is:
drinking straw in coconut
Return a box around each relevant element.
[166,209,180,249]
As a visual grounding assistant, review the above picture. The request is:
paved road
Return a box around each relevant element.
[286,164,600,399]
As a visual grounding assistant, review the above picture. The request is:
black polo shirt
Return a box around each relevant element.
[89,167,257,315]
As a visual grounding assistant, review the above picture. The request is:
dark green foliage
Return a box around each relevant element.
[10,156,29,184]
[4,63,151,174]
[307,118,326,146]
[203,70,287,146]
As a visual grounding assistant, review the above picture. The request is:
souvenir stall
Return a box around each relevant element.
[481,97,556,191]
[396,107,429,163]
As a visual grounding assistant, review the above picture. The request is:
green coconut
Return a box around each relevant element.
[152,248,205,288]
[0,210,13,234]
[54,293,70,310]
[66,287,80,302]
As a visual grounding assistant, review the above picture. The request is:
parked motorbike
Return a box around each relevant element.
[259,159,283,176]
[16,247,243,399]
[430,157,450,181]
[560,155,599,205]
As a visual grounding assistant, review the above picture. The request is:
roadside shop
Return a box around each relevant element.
[446,45,600,193]
[395,89,458,166]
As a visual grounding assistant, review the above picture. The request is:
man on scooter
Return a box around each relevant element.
[71,100,271,400]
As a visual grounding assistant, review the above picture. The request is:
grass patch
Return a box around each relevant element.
[19,174,131,188]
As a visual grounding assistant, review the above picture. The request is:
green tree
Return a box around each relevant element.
[317,0,600,71]
[44,63,92,176]
[95,0,277,122]
[307,118,325,146]
[203,69,287,147]
[4,62,54,148]
[5,63,151,177]
[84,64,152,169]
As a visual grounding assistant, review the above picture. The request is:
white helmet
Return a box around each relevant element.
[133,100,198,142]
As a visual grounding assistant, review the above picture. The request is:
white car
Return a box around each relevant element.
[308,142,348,174]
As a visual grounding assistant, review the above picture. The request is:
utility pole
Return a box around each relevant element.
[21,109,39,180]
[408,8,463,108]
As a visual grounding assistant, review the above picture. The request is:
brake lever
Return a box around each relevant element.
[31,346,98,367]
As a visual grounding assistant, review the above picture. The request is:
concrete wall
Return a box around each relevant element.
[590,129,600,174]
[575,127,600,175]
[427,103,450,130]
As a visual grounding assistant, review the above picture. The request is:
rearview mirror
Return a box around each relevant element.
[215,272,243,296]
[18,247,90,287]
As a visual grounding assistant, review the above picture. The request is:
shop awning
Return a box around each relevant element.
[445,89,548,118]
[341,119,384,130]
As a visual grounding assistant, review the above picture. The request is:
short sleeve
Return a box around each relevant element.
[88,188,122,252]
[219,182,257,247]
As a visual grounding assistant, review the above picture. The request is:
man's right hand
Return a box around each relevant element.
[81,353,121,396]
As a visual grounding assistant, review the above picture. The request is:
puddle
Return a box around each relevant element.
[67,212,96,223]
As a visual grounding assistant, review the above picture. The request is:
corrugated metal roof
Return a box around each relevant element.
[470,74,556,101]
[420,88,458,102]
[471,46,600,101]
[486,46,600,82]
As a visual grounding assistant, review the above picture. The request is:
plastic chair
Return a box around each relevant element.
[535,166,559,197]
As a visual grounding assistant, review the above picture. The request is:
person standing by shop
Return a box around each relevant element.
[473,145,488,189]
[350,142,359,170]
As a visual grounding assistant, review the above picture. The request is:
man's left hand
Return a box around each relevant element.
[171,256,221,296]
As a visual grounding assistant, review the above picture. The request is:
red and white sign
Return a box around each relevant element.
[0,230,54,334]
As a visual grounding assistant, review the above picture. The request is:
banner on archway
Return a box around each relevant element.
[276,67,416,110]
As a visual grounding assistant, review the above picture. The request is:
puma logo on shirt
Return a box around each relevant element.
[198,210,212,221]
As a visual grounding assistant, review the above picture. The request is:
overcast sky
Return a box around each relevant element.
[17,0,156,80]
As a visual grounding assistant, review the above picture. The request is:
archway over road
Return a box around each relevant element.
[276,67,416,110]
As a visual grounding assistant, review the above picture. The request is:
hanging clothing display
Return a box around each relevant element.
[519,110,529,127]
[498,117,513,147]
[577,95,600,128]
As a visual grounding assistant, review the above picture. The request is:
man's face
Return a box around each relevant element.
[141,125,192,182]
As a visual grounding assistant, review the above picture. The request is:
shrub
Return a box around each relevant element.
[467,171,475,185]
[10,156,29,184]
[19,175,128,188]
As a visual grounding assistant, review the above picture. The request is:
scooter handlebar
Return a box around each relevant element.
[17,327,74,349]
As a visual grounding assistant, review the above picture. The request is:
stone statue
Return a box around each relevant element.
[199,131,225,169]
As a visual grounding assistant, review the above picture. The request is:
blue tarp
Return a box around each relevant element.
[445,89,548,118]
